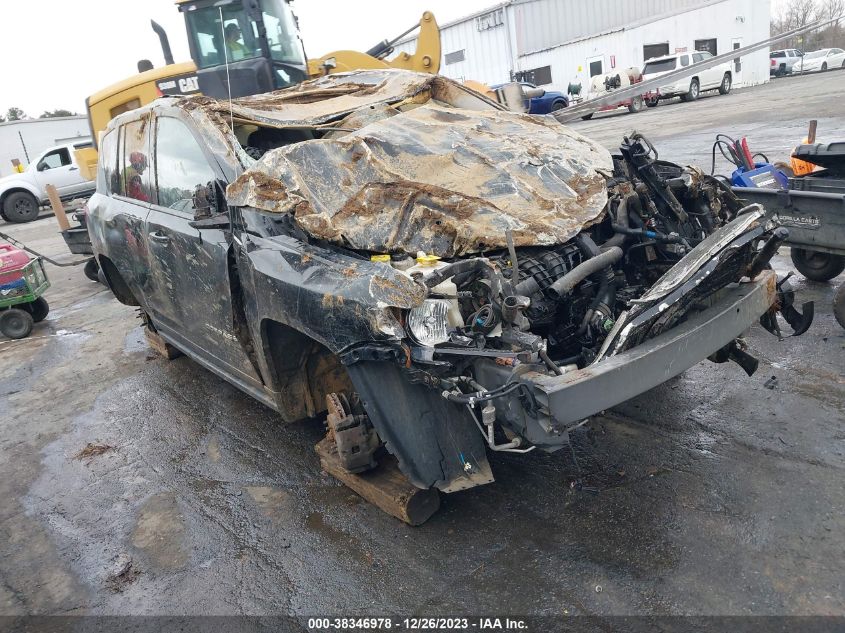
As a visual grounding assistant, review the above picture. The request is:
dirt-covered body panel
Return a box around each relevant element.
[87,70,807,495]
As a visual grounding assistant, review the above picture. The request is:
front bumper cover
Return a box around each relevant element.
[474,270,777,449]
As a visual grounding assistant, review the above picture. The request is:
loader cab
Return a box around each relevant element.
[178,0,308,98]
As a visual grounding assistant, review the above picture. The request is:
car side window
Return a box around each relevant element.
[680,54,690,66]
[120,119,151,202]
[154,117,217,214]
[98,129,119,195]
[38,149,71,171]
[692,52,704,63]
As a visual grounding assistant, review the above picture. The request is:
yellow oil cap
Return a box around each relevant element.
[370,254,391,263]
[416,253,441,267]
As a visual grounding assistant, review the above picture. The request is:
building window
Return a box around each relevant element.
[515,65,553,86]
[588,59,603,77]
[695,39,718,55]
[643,43,670,61]
[476,9,504,31]
[445,49,465,65]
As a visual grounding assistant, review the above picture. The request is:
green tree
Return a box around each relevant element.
[39,109,78,118]
[5,107,27,121]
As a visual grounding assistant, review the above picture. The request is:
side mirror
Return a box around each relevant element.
[37,163,47,172]
[191,181,220,220]
[189,180,229,229]
[190,212,230,230]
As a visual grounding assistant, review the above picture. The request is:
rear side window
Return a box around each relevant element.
[98,129,118,194]
[643,58,677,73]
[154,117,217,212]
[120,118,151,202]
[680,55,690,67]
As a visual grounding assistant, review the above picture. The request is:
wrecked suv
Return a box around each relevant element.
[88,70,810,495]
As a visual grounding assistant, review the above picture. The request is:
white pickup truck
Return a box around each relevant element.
[641,50,733,106]
[0,141,95,223]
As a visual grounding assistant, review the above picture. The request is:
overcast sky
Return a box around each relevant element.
[0,0,495,117]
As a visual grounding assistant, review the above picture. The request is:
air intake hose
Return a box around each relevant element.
[548,246,623,299]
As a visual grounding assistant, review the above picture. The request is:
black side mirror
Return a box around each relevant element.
[192,182,216,220]
[189,180,229,229]
[37,163,47,172]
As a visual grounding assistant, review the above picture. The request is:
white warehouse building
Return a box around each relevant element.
[395,0,771,95]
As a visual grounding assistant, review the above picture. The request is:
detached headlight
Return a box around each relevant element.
[407,299,451,347]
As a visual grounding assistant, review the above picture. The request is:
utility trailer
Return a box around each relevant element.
[733,142,845,328]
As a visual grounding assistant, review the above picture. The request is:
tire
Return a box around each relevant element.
[790,248,845,282]
[821,63,828,71]
[22,297,49,323]
[550,100,566,112]
[645,96,659,108]
[842,60,845,69]
[2,191,39,223]
[0,308,34,339]
[581,113,594,120]
[682,78,700,102]
[83,257,100,282]
[627,95,644,113]
[718,73,732,95]
[834,282,845,330]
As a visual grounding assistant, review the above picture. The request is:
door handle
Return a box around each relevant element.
[68,166,78,171]
[149,231,170,243]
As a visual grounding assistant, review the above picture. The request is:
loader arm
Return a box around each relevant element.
[307,12,440,77]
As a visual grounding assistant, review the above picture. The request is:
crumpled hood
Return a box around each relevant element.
[225,70,612,258]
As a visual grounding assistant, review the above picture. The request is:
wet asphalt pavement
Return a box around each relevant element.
[1,72,844,622]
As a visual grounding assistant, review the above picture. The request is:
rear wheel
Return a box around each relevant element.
[83,257,100,282]
[627,95,644,113]
[23,297,49,323]
[2,191,39,223]
[790,248,845,282]
[718,73,732,95]
[681,78,700,102]
[0,308,34,339]
[551,100,566,112]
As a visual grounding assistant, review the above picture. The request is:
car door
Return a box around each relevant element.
[144,113,262,387]
[88,118,155,307]
[694,51,718,89]
[832,49,845,68]
[33,147,83,197]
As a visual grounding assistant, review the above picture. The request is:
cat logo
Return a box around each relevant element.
[156,74,201,96]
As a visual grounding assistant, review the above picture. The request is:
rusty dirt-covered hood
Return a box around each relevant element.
[221,70,612,258]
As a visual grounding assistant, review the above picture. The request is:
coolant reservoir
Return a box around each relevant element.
[405,252,464,327]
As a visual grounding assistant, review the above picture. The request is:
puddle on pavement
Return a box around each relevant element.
[131,492,188,571]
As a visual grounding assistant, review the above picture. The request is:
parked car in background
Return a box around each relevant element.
[770,49,804,76]
[800,48,845,73]
[492,82,569,113]
[0,142,95,223]
[641,51,732,106]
